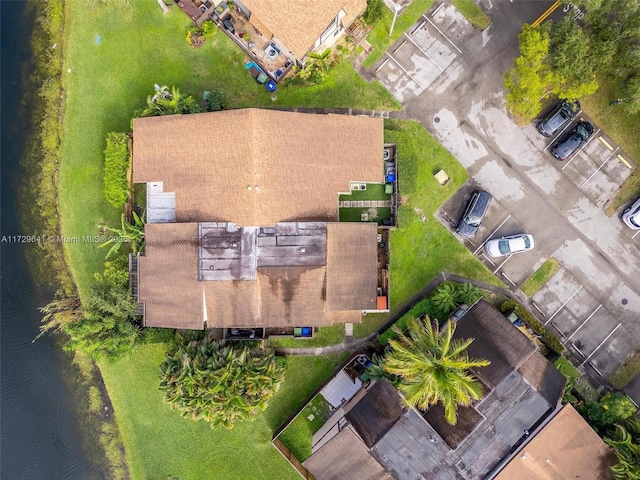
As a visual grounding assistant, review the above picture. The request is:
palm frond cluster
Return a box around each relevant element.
[383,317,489,425]
[160,335,286,430]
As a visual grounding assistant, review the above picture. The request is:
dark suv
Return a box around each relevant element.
[537,100,580,137]
[456,190,491,238]
[551,121,594,161]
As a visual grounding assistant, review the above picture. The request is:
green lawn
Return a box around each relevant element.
[354,312,390,338]
[363,0,435,68]
[385,119,502,309]
[99,344,347,480]
[277,394,331,462]
[451,0,491,30]
[59,1,399,300]
[580,76,640,214]
[520,258,560,297]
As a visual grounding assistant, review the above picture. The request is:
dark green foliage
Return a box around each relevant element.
[63,260,141,362]
[548,17,598,100]
[363,0,385,25]
[159,335,287,430]
[203,89,226,112]
[103,132,130,208]
[499,300,564,354]
[431,283,458,314]
[578,392,637,434]
[455,282,482,305]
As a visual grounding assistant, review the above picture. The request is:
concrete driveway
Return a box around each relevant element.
[369,0,640,385]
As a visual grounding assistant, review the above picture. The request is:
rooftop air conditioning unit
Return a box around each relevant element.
[265,44,279,60]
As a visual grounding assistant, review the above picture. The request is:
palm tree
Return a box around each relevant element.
[383,316,490,425]
[99,211,145,259]
[605,416,640,480]
[141,85,201,117]
[431,283,458,315]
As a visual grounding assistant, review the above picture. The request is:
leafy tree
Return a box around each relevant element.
[431,284,458,315]
[139,84,202,118]
[363,0,385,25]
[578,392,637,434]
[103,132,130,208]
[605,415,640,480]
[297,49,333,85]
[159,334,286,429]
[99,211,145,258]
[549,18,599,100]
[622,75,640,114]
[382,317,490,425]
[504,24,554,121]
[37,291,82,339]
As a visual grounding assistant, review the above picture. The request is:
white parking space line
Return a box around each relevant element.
[473,215,511,255]
[563,304,602,345]
[544,285,583,325]
[580,323,622,367]
[480,253,496,267]
[421,15,462,53]
[384,52,427,89]
[403,32,444,72]
[579,148,619,188]
[633,230,640,239]
[501,272,516,286]
[561,128,601,170]
[543,110,582,152]
[493,254,512,274]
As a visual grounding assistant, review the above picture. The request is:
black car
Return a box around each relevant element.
[456,190,491,238]
[551,121,594,161]
[536,100,580,137]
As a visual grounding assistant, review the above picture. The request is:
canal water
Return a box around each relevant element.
[1,3,104,478]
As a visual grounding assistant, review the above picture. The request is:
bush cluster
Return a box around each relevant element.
[499,300,564,354]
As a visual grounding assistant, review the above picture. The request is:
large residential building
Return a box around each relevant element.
[130,109,395,334]
[279,299,570,480]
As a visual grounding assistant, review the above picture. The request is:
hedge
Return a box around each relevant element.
[499,300,564,354]
[103,132,130,208]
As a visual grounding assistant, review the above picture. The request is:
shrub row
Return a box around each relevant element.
[103,133,130,208]
[499,300,564,354]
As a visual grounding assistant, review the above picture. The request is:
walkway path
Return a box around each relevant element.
[274,273,520,356]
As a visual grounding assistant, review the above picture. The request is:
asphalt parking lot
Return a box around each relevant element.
[374,4,474,102]
[376,0,640,387]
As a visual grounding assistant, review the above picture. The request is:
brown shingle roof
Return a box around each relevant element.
[345,379,406,448]
[495,404,617,480]
[517,350,566,407]
[303,427,394,480]
[241,0,367,60]
[456,299,537,388]
[139,223,203,329]
[422,404,484,449]
[132,109,383,226]
[326,223,378,311]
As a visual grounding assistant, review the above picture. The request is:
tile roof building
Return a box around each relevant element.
[131,109,388,330]
[302,299,568,480]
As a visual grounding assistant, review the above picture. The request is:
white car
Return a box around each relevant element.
[485,234,535,257]
[622,196,640,230]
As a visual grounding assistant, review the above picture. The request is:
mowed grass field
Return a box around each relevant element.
[59,1,399,300]
[99,344,347,480]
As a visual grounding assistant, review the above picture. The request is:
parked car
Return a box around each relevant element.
[536,100,580,137]
[485,234,535,257]
[456,190,491,238]
[551,121,594,161]
[622,196,640,230]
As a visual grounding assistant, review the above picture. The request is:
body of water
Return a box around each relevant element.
[1,3,105,478]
